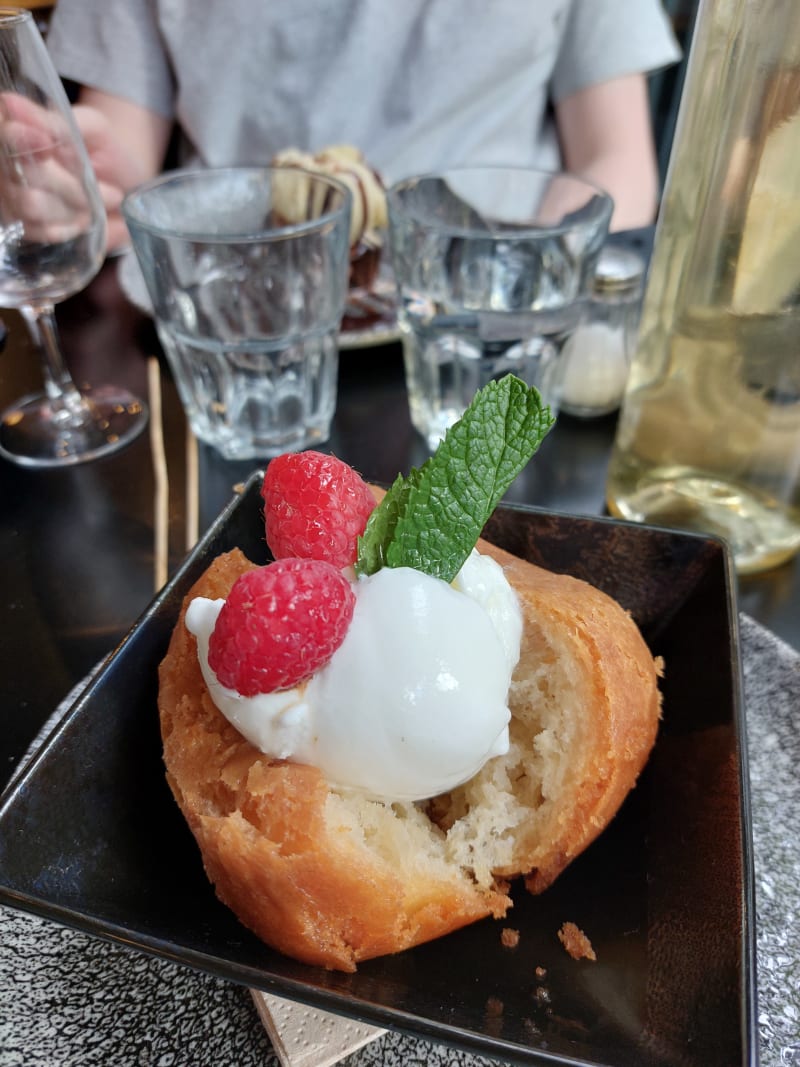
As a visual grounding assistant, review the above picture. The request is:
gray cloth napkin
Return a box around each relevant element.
[1,614,798,1067]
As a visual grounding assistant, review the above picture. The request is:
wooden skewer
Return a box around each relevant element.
[185,424,199,551]
[147,357,169,592]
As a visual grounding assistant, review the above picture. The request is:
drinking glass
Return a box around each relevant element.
[387,167,613,449]
[0,8,147,467]
[122,166,351,460]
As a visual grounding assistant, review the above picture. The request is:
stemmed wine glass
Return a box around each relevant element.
[0,7,147,467]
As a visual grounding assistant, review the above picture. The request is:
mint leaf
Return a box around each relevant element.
[355,375,554,583]
[353,468,417,575]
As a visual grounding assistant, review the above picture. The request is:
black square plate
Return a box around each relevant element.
[0,473,757,1066]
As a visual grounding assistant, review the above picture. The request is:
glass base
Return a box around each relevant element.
[607,473,800,576]
[0,384,148,468]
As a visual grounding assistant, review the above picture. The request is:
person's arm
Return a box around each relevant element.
[555,73,660,231]
[73,87,173,250]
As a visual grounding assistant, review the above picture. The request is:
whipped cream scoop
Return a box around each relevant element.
[186,550,522,801]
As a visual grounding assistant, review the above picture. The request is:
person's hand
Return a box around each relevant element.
[0,91,97,242]
[74,89,174,252]
[0,90,171,253]
[72,103,143,251]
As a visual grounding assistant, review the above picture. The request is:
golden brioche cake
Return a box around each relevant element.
[157,377,662,972]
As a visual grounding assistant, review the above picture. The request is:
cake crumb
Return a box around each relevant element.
[558,921,596,961]
[486,996,504,1017]
[501,927,520,948]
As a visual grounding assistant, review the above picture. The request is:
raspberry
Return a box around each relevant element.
[262,451,376,569]
[208,558,355,695]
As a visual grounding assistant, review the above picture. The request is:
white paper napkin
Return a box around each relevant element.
[251,991,385,1067]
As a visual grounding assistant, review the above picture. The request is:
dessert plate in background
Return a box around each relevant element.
[117,251,401,350]
[0,474,756,1067]
[338,257,401,349]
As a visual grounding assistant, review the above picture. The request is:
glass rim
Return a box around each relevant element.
[386,164,614,237]
[121,165,353,243]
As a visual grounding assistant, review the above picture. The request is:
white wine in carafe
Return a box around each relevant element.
[606,0,800,574]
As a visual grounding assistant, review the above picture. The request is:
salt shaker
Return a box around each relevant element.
[559,245,645,418]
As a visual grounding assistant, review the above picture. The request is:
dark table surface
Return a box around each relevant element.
[1,256,799,795]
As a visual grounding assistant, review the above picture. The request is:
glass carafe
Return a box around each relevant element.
[606,0,800,574]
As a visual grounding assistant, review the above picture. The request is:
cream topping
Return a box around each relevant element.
[186,550,521,801]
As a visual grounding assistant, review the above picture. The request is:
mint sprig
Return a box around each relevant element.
[355,375,555,583]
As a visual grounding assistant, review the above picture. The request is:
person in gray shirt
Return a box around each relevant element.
[45,0,680,251]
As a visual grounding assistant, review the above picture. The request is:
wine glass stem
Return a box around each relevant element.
[22,304,89,420]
